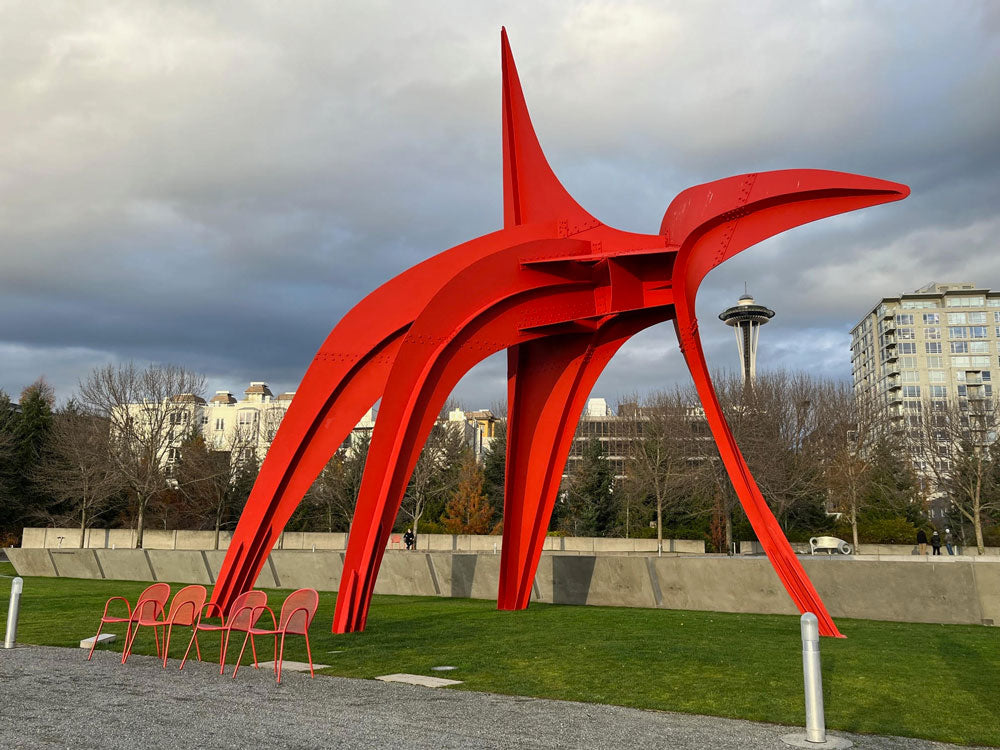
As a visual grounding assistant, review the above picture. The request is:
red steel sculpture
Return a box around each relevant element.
[212,30,908,638]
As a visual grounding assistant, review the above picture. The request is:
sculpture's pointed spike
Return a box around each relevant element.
[501,30,591,228]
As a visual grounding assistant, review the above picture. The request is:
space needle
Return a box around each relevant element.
[718,291,775,384]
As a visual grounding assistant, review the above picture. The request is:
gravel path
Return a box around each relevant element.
[0,646,985,749]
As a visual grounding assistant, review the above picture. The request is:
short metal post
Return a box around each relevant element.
[801,612,825,743]
[4,577,23,649]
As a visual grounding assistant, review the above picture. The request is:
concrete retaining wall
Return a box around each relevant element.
[10,547,998,628]
[19,527,706,555]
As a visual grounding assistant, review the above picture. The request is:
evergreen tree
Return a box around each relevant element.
[563,438,616,536]
[480,420,506,528]
[6,380,55,538]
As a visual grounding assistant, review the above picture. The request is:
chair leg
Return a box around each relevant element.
[179,629,198,671]
[219,630,230,675]
[232,631,253,680]
[153,624,161,658]
[276,633,287,685]
[162,624,174,669]
[272,635,278,675]
[304,631,314,678]
[121,620,135,664]
[193,632,202,662]
[122,624,140,665]
[87,622,105,661]
[249,633,259,669]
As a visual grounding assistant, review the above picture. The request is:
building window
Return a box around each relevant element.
[924,327,940,339]
[930,385,948,398]
[958,385,967,396]
[897,327,915,339]
[951,341,969,354]
[201,415,209,425]
[923,313,940,324]
[215,418,224,431]
[902,300,932,309]
[989,300,1000,307]
[970,341,989,354]
[969,312,987,324]
[983,371,991,381]
[904,400,922,412]
[167,448,179,462]
[926,355,943,368]
[946,296,985,307]
[970,326,988,338]
[900,343,917,354]
[897,313,914,325]
[972,356,990,367]
[948,326,967,339]
[902,371,920,382]
[948,312,967,324]
[238,411,256,426]
[902,385,921,397]
[929,370,946,382]
[900,356,918,369]
[924,342,941,354]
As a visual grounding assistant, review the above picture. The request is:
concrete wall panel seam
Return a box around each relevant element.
[201,551,214,584]
[645,557,663,607]
[426,554,441,596]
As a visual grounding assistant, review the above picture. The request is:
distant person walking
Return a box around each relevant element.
[945,528,955,555]
[917,528,928,555]
[931,529,942,555]
[403,528,415,551]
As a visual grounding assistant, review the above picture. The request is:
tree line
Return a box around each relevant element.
[3,365,999,553]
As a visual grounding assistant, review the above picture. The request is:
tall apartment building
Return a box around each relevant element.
[851,282,1000,420]
[851,283,1000,519]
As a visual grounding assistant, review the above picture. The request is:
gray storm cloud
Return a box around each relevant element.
[1,1,998,407]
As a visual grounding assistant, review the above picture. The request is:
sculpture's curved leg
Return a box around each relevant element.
[334,241,621,633]
[213,226,556,613]
[499,308,671,610]
[663,170,910,637]
[210,333,400,612]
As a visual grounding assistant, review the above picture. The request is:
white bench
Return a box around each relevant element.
[809,536,852,555]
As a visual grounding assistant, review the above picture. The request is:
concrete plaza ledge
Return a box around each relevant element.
[8,547,998,628]
[18,527,706,555]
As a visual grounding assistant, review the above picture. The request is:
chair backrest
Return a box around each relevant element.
[134,582,171,620]
[278,588,319,635]
[228,590,268,632]
[166,585,208,626]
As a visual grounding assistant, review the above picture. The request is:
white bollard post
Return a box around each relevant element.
[801,612,825,743]
[4,577,23,649]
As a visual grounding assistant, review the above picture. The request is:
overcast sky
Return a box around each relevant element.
[2,1,999,410]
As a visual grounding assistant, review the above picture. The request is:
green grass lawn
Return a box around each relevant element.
[2,561,998,746]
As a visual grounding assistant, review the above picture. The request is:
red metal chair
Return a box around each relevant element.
[232,588,319,684]
[87,582,170,661]
[122,584,207,667]
[179,589,267,674]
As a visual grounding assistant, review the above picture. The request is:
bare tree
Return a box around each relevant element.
[812,381,895,551]
[620,390,704,552]
[78,362,205,548]
[716,371,829,532]
[305,432,371,533]
[33,404,124,547]
[174,424,259,548]
[401,420,466,541]
[908,395,1000,553]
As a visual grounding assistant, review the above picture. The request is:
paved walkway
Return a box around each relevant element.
[0,646,985,749]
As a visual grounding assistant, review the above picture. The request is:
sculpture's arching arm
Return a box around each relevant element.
[665,169,909,637]
[212,225,557,612]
